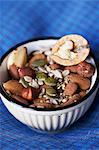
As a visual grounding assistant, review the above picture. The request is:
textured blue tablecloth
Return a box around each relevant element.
[0,1,99,150]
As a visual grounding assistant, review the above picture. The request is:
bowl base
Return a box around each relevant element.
[28,126,70,134]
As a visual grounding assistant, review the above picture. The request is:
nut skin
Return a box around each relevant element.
[18,67,35,78]
[63,82,78,96]
[9,64,19,79]
[77,61,95,78]
[67,73,90,90]
[3,80,24,96]
[50,64,62,70]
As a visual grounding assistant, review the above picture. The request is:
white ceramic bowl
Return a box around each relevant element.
[0,38,99,132]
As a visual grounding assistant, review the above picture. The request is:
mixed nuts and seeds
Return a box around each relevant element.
[3,35,95,109]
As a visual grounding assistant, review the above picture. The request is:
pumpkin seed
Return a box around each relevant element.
[46,87,57,97]
[45,77,57,86]
[32,59,47,67]
[36,72,47,81]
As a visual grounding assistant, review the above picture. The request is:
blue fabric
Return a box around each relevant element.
[0,0,99,149]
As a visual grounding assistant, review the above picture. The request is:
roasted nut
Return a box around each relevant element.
[64,65,77,73]
[30,102,54,108]
[79,91,86,98]
[67,73,90,90]
[69,94,81,102]
[77,61,95,78]
[34,98,47,103]
[18,67,35,78]
[63,82,78,96]
[11,94,29,106]
[30,98,55,108]
[21,87,40,101]
[60,94,80,107]
[51,34,90,66]
[29,54,46,67]
[9,64,19,79]
[3,80,24,95]
[7,47,27,69]
[32,88,40,99]
[21,87,33,101]
[50,64,62,70]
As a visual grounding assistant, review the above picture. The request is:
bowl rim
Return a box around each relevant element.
[0,36,99,111]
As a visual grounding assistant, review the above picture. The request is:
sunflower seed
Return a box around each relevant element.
[29,79,39,88]
[51,70,62,79]
[62,70,70,77]
[38,67,47,73]
[38,80,44,85]
[62,98,68,103]
[24,76,32,82]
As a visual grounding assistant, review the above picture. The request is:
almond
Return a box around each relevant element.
[67,73,90,90]
[3,80,24,95]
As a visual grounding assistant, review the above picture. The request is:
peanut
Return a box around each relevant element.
[3,80,24,96]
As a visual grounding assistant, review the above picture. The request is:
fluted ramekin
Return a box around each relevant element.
[0,38,98,132]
